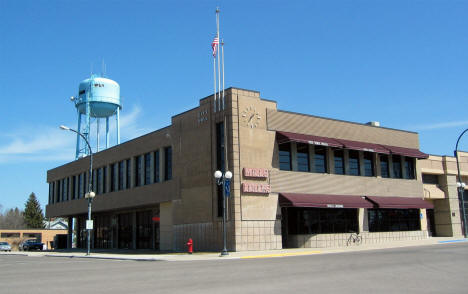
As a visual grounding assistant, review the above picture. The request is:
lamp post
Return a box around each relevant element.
[454,128,468,238]
[214,170,232,256]
[60,125,95,255]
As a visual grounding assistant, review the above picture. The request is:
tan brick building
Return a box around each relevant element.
[46,88,437,252]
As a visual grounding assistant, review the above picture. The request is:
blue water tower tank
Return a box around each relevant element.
[73,74,122,159]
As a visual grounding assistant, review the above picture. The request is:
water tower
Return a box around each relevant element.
[71,74,121,159]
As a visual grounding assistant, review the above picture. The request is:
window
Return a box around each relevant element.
[422,174,439,185]
[110,163,116,192]
[314,146,327,173]
[78,173,83,198]
[216,122,225,172]
[144,153,151,185]
[154,151,160,183]
[334,149,345,175]
[56,180,61,203]
[49,182,54,205]
[118,161,124,190]
[83,172,87,197]
[135,155,143,187]
[92,169,97,194]
[392,155,402,178]
[136,210,152,249]
[348,150,360,176]
[126,159,131,189]
[404,157,415,179]
[380,155,389,178]
[368,209,420,232]
[1,233,20,238]
[279,143,292,171]
[296,143,310,172]
[364,152,374,177]
[97,168,102,195]
[164,147,172,181]
[287,208,358,234]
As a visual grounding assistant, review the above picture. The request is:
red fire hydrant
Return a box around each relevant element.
[187,238,193,254]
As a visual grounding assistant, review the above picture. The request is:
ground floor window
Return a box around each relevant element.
[94,214,111,249]
[118,213,133,249]
[136,210,152,249]
[286,207,358,234]
[368,209,420,232]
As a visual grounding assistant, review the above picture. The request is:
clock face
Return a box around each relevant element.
[241,106,262,128]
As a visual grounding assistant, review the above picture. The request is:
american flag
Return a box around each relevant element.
[211,36,219,57]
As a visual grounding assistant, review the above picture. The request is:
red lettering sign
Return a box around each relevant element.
[243,168,269,178]
[241,182,271,194]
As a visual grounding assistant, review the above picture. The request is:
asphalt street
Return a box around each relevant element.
[1,243,467,294]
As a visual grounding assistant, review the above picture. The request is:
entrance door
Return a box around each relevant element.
[427,209,436,237]
[118,213,132,249]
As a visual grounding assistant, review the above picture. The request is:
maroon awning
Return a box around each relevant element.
[334,138,390,154]
[382,145,429,159]
[276,131,343,148]
[279,193,374,208]
[365,196,434,209]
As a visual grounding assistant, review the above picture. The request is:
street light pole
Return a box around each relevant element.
[214,170,232,256]
[60,125,95,255]
[454,128,468,238]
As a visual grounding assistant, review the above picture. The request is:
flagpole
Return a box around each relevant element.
[216,8,222,111]
[213,53,217,112]
[221,39,225,111]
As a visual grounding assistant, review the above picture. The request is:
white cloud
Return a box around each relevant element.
[410,120,468,131]
[0,105,148,164]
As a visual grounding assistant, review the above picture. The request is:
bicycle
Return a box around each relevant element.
[346,232,362,246]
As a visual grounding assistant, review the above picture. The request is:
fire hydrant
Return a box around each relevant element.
[186,238,193,254]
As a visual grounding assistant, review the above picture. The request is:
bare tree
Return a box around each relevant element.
[0,207,25,229]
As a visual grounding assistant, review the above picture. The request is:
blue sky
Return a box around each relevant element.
[1,0,467,211]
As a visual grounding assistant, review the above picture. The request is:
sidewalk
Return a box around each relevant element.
[2,237,467,262]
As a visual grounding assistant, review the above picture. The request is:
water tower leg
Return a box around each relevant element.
[106,117,110,149]
[97,118,100,152]
[116,107,120,145]
[76,112,82,159]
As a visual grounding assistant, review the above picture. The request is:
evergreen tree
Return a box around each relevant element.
[24,192,45,229]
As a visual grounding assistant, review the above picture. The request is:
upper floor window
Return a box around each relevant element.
[216,122,225,172]
[364,152,374,177]
[154,151,160,183]
[135,156,143,187]
[164,147,172,181]
[334,149,345,175]
[118,161,124,190]
[296,143,310,172]
[348,150,360,176]
[110,163,116,192]
[97,168,103,194]
[380,155,389,178]
[144,153,151,185]
[126,159,131,189]
[279,143,292,171]
[71,176,76,200]
[404,157,415,179]
[392,155,402,179]
[314,146,327,173]
[422,174,439,185]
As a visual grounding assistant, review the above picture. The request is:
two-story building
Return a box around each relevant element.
[46,88,433,251]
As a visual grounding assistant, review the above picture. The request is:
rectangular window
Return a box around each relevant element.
[164,147,172,181]
[216,122,225,217]
[83,172,87,197]
[334,149,345,175]
[279,143,292,171]
[348,150,360,176]
[314,146,327,173]
[49,182,54,204]
[57,180,61,203]
[1,233,20,238]
[72,176,76,199]
[118,161,124,190]
[287,208,358,234]
[296,143,310,172]
[97,168,103,195]
[392,155,402,178]
[364,152,374,177]
[144,153,151,185]
[110,163,116,192]
[404,157,415,179]
[92,169,97,194]
[380,155,389,178]
[422,174,439,185]
[78,174,83,198]
[135,156,143,187]
[368,209,421,232]
[154,151,160,183]
[102,167,107,194]
[126,159,131,189]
